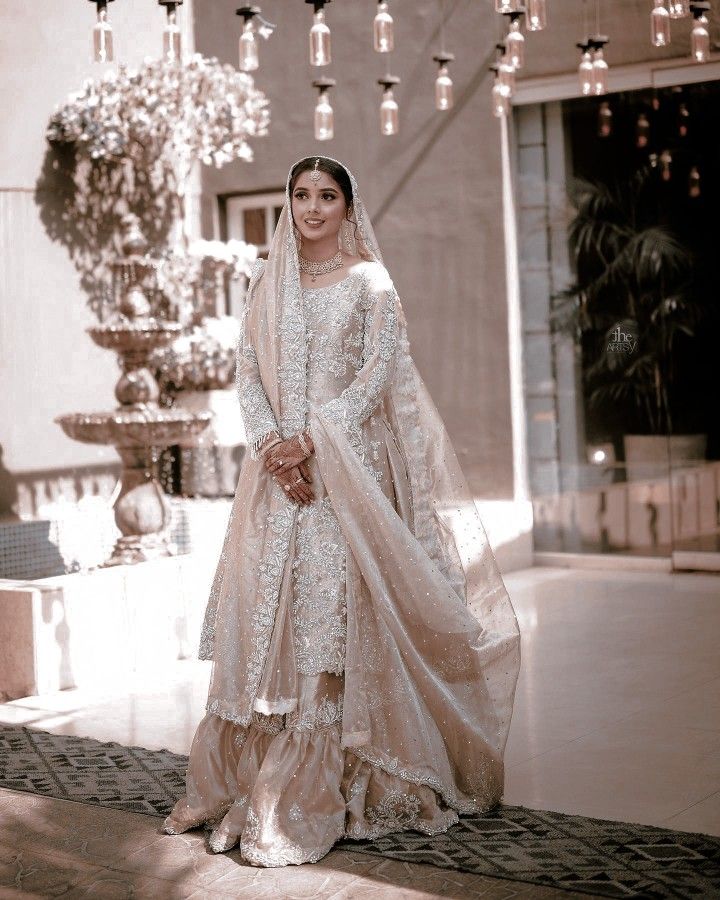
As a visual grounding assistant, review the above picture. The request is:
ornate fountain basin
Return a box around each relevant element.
[56,408,211,449]
[88,321,182,353]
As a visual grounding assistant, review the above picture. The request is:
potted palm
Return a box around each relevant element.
[551,168,708,481]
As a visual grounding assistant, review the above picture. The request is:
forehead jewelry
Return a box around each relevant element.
[309,158,322,183]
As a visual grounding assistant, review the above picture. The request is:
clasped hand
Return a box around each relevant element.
[262,434,315,505]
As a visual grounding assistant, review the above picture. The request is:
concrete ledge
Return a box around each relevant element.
[0,552,218,701]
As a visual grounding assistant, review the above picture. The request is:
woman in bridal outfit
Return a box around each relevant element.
[163,155,521,866]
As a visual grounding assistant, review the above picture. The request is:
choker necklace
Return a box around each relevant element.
[298,250,343,282]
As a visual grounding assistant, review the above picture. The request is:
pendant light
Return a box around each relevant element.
[489,65,512,117]
[659,149,672,180]
[689,165,701,197]
[589,35,609,95]
[495,0,521,12]
[678,101,690,136]
[373,1,394,53]
[236,6,260,71]
[503,11,526,69]
[689,2,710,62]
[89,0,115,63]
[377,75,400,135]
[158,1,182,64]
[598,100,612,137]
[636,111,650,147]
[433,52,455,110]
[495,42,517,95]
[307,0,332,67]
[577,40,594,95]
[312,77,335,140]
[668,0,690,16]
[651,0,671,46]
[527,0,547,32]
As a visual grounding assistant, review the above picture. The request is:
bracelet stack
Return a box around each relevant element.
[297,432,312,457]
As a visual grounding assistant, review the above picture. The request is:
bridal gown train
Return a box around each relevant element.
[163,191,521,868]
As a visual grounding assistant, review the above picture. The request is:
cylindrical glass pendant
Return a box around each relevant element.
[651,1,671,46]
[315,93,334,140]
[636,112,650,147]
[506,20,525,69]
[527,0,547,31]
[668,0,690,17]
[239,21,259,71]
[689,165,701,197]
[310,10,331,66]
[659,149,672,180]
[593,48,609,95]
[598,101,612,137]
[579,51,594,95]
[380,89,399,135]
[495,0,520,12]
[498,57,516,94]
[93,5,114,63]
[492,81,511,117]
[691,15,710,63]
[374,1,394,53]
[163,9,182,64]
[678,102,690,137]
[435,66,454,110]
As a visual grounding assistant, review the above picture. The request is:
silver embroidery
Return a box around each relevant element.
[292,496,347,675]
[288,802,304,822]
[286,693,343,732]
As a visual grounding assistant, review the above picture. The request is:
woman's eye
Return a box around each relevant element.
[322,194,336,200]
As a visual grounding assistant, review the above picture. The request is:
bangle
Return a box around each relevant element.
[260,436,282,457]
[297,431,312,457]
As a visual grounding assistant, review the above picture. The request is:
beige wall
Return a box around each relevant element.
[196,0,515,497]
[0,0,193,514]
[0,0,704,512]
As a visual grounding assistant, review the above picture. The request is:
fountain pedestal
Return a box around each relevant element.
[56,217,210,566]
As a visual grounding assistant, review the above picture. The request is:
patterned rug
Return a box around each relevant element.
[0,723,718,898]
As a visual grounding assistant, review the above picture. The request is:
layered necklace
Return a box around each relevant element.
[298,250,344,283]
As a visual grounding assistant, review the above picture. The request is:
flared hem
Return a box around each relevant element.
[163,709,474,867]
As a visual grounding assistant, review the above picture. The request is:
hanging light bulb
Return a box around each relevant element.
[598,101,613,137]
[659,149,673,180]
[651,0,671,46]
[433,52,455,110]
[378,76,400,135]
[668,0,690,17]
[307,0,332,67]
[495,43,517,95]
[678,101,690,136]
[577,41,594,95]
[159,1,183,64]
[236,6,261,71]
[91,0,115,63]
[489,66,512,117]
[689,3,710,62]
[504,12,525,69]
[589,35,610,95]
[689,165,701,197]
[373,0,394,52]
[527,0,547,31]
[312,77,335,140]
[495,0,521,12]
[636,112,651,147]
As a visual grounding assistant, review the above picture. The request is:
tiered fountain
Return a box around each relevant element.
[56,216,211,566]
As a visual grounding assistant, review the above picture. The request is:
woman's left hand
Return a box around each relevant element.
[263,434,311,476]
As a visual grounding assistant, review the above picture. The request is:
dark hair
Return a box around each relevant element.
[289,156,353,208]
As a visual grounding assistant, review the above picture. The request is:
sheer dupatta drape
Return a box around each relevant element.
[198,157,521,813]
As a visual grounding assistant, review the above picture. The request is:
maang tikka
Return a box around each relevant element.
[309,158,322,182]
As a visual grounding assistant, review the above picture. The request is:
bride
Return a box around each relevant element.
[163,155,521,867]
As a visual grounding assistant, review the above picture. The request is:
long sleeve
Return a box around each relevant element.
[235,263,279,458]
[317,275,400,439]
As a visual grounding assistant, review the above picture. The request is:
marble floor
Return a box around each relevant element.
[0,565,718,898]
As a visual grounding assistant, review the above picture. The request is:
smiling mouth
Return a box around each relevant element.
[304,219,324,226]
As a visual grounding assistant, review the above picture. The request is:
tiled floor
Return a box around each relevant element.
[1,565,718,898]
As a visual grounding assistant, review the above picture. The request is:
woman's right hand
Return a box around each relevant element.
[274,461,314,505]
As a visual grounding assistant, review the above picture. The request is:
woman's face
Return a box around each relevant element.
[291,169,348,248]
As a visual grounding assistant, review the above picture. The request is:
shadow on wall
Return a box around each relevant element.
[34,143,176,321]
[0,446,19,521]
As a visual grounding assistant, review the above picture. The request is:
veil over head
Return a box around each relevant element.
[199,156,521,814]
